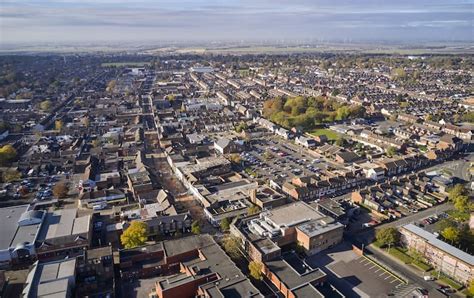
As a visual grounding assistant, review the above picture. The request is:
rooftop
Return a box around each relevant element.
[262,202,324,228]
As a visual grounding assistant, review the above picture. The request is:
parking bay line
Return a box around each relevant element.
[369,265,377,270]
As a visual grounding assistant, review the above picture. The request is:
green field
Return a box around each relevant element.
[101,62,150,67]
[309,128,341,141]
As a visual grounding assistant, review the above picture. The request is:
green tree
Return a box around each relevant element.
[335,137,346,147]
[191,220,201,235]
[247,205,260,216]
[386,146,397,157]
[0,145,17,166]
[223,235,241,260]
[448,184,467,202]
[453,195,471,213]
[220,217,231,231]
[335,106,350,121]
[376,227,400,247]
[121,221,148,249]
[442,227,460,244]
[39,100,52,111]
[248,261,263,281]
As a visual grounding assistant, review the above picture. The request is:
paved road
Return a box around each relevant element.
[425,152,473,182]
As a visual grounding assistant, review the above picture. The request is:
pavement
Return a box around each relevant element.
[306,242,402,298]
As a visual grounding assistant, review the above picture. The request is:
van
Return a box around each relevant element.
[423,275,434,281]
[92,202,107,211]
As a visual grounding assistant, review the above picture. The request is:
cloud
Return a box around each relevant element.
[0,0,472,43]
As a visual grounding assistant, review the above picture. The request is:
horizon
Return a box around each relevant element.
[1,0,473,45]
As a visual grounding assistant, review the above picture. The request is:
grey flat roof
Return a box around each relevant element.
[292,283,324,298]
[265,253,326,290]
[263,202,324,228]
[296,218,344,238]
[0,205,41,249]
[403,224,474,266]
[37,209,90,241]
[23,258,76,298]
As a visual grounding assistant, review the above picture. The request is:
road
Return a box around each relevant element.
[424,152,473,182]
[350,202,453,246]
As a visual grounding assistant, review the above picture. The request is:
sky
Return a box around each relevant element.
[0,0,473,44]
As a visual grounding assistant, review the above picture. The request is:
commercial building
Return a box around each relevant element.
[0,205,45,268]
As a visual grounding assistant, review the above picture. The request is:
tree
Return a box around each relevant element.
[55,120,63,131]
[386,146,397,157]
[52,182,69,199]
[376,227,400,247]
[106,80,116,92]
[121,221,148,249]
[220,217,231,231]
[3,169,21,182]
[39,100,52,111]
[223,235,241,259]
[235,122,248,133]
[191,220,201,235]
[448,184,467,202]
[454,195,470,213]
[391,68,406,80]
[335,137,346,147]
[468,279,474,297]
[247,205,260,216]
[228,154,241,165]
[0,145,17,166]
[442,227,460,244]
[248,261,263,281]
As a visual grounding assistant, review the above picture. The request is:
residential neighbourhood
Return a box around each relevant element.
[0,52,473,298]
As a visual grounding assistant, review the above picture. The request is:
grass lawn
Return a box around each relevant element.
[431,271,464,290]
[388,247,414,264]
[412,260,432,272]
[309,128,341,141]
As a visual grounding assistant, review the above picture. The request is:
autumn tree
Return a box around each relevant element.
[0,144,17,166]
[191,220,201,235]
[52,182,69,199]
[106,80,116,92]
[248,261,263,281]
[121,221,148,249]
[39,100,52,111]
[55,120,63,131]
[376,227,400,247]
[2,169,21,182]
[223,235,242,260]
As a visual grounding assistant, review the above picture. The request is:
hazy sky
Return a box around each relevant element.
[1,0,473,44]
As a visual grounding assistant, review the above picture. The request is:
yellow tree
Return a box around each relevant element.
[55,120,63,131]
[121,221,148,249]
[0,144,17,166]
[248,261,263,281]
[39,100,52,111]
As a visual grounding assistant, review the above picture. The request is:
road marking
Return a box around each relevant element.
[378,272,386,277]
[363,261,371,266]
[390,279,397,284]
[374,268,381,273]
[385,276,391,280]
